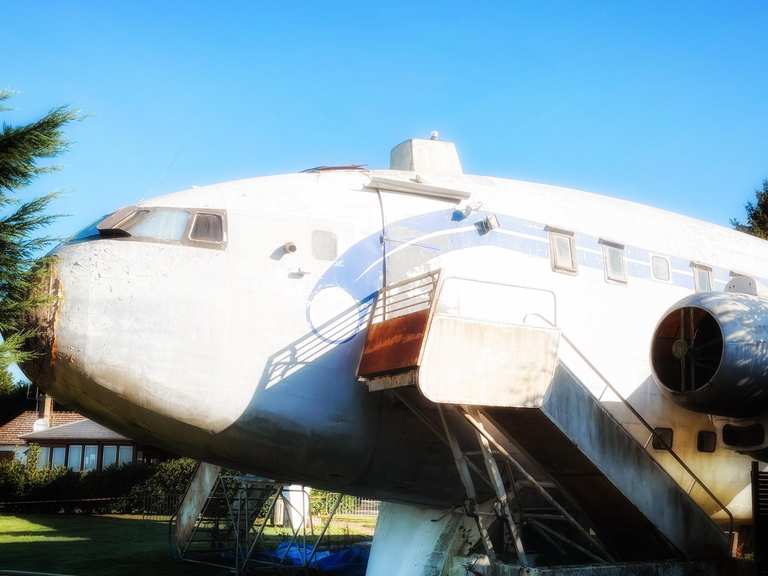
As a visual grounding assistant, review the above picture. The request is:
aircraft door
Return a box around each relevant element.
[378,190,455,285]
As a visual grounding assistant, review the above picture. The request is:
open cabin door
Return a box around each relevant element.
[370,175,471,285]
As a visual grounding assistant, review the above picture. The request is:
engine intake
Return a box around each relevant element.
[651,292,768,418]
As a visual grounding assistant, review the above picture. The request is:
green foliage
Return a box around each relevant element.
[0,92,77,370]
[133,457,196,497]
[0,455,194,514]
[0,445,67,500]
[731,179,768,239]
[0,366,16,393]
[310,490,359,516]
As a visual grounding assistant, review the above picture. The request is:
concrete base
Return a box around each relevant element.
[447,557,724,576]
[365,501,748,576]
[366,502,480,576]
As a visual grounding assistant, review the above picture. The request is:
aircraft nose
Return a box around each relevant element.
[19,260,62,391]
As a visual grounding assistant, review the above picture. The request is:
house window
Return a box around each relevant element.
[67,445,83,471]
[697,431,717,453]
[51,446,66,468]
[652,427,674,451]
[118,446,134,466]
[549,231,577,273]
[312,230,338,261]
[83,445,98,471]
[693,264,712,292]
[601,241,627,283]
[189,213,224,243]
[37,446,50,470]
[102,445,118,469]
[651,255,671,282]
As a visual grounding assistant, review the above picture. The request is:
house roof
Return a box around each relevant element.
[22,418,130,442]
[0,411,85,446]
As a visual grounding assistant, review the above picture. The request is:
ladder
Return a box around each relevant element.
[753,461,768,575]
[172,464,349,574]
[172,464,282,572]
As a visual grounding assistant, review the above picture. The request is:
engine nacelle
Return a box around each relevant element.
[651,291,768,418]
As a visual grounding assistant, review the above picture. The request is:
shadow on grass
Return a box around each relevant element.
[0,514,228,576]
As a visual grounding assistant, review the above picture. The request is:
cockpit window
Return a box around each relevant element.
[189,213,224,242]
[125,209,190,241]
[83,206,227,249]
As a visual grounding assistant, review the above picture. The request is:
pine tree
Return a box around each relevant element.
[0,91,77,379]
[731,179,768,239]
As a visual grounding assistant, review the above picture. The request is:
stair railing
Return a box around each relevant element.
[369,269,441,324]
[523,312,735,546]
[365,272,734,546]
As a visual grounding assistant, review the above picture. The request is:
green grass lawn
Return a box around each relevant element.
[0,514,229,576]
[0,514,375,576]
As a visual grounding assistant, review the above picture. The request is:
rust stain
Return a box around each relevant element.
[18,258,62,389]
[358,309,429,378]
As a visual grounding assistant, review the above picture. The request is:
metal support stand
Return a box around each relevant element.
[438,405,498,561]
[461,408,614,563]
[392,393,613,567]
[470,407,528,567]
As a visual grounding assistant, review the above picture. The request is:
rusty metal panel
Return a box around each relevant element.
[358,309,430,378]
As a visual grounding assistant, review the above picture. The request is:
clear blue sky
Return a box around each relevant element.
[4,1,768,239]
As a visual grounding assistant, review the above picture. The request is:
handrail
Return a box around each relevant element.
[370,270,441,323]
[523,312,735,545]
[439,276,558,326]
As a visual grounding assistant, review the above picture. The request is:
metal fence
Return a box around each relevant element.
[311,493,380,517]
[0,490,182,519]
[0,490,379,521]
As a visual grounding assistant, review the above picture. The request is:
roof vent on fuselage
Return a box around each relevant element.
[390,136,463,176]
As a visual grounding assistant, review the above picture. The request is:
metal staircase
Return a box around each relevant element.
[357,271,733,569]
[171,463,282,572]
[171,464,350,574]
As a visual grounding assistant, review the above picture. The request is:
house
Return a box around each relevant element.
[0,394,169,471]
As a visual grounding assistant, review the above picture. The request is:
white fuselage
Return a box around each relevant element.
[33,168,768,523]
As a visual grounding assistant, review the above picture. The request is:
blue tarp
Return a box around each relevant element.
[271,541,370,575]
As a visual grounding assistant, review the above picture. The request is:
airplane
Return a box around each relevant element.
[20,136,768,573]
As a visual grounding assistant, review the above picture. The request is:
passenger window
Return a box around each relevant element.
[652,427,673,451]
[312,230,338,261]
[601,241,626,283]
[549,231,577,273]
[697,431,716,453]
[190,213,224,243]
[651,255,671,282]
[692,264,712,292]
